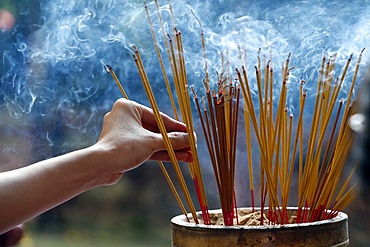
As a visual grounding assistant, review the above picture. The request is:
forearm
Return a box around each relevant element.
[0,145,107,234]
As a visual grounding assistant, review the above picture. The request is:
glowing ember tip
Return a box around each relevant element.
[104,64,112,73]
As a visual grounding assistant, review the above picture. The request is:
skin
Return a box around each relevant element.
[0,9,15,31]
[0,98,193,234]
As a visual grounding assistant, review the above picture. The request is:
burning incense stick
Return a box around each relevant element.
[104,65,129,99]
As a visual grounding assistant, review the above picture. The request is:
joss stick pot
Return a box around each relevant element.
[171,207,349,247]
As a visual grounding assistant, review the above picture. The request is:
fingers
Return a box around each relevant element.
[138,103,187,133]
[114,98,187,133]
[108,98,194,164]
[167,131,191,150]
[149,131,193,162]
[148,131,190,153]
[151,150,193,163]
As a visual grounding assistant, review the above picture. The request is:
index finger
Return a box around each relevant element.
[138,103,188,133]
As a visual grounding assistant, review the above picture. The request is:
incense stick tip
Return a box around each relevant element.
[104,64,112,73]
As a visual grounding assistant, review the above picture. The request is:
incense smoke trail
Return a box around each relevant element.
[0,0,369,170]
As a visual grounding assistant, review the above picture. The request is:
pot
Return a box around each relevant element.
[171,207,348,247]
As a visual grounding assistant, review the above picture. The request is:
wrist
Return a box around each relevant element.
[83,144,124,187]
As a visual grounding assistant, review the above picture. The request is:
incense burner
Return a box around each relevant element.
[171,207,348,247]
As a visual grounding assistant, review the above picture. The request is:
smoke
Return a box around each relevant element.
[0,0,369,167]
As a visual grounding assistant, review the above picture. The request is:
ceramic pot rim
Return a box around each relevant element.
[171,207,348,230]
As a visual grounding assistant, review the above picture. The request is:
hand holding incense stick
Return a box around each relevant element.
[97,98,194,171]
[0,98,193,234]
[105,64,194,222]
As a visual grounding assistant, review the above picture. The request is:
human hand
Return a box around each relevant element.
[94,99,193,184]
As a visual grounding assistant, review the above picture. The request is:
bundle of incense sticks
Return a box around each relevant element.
[107,0,364,226]
[234,49,364,224]
[191,74,241,226]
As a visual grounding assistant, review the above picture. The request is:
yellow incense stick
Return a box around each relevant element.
[133,47,199,223]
